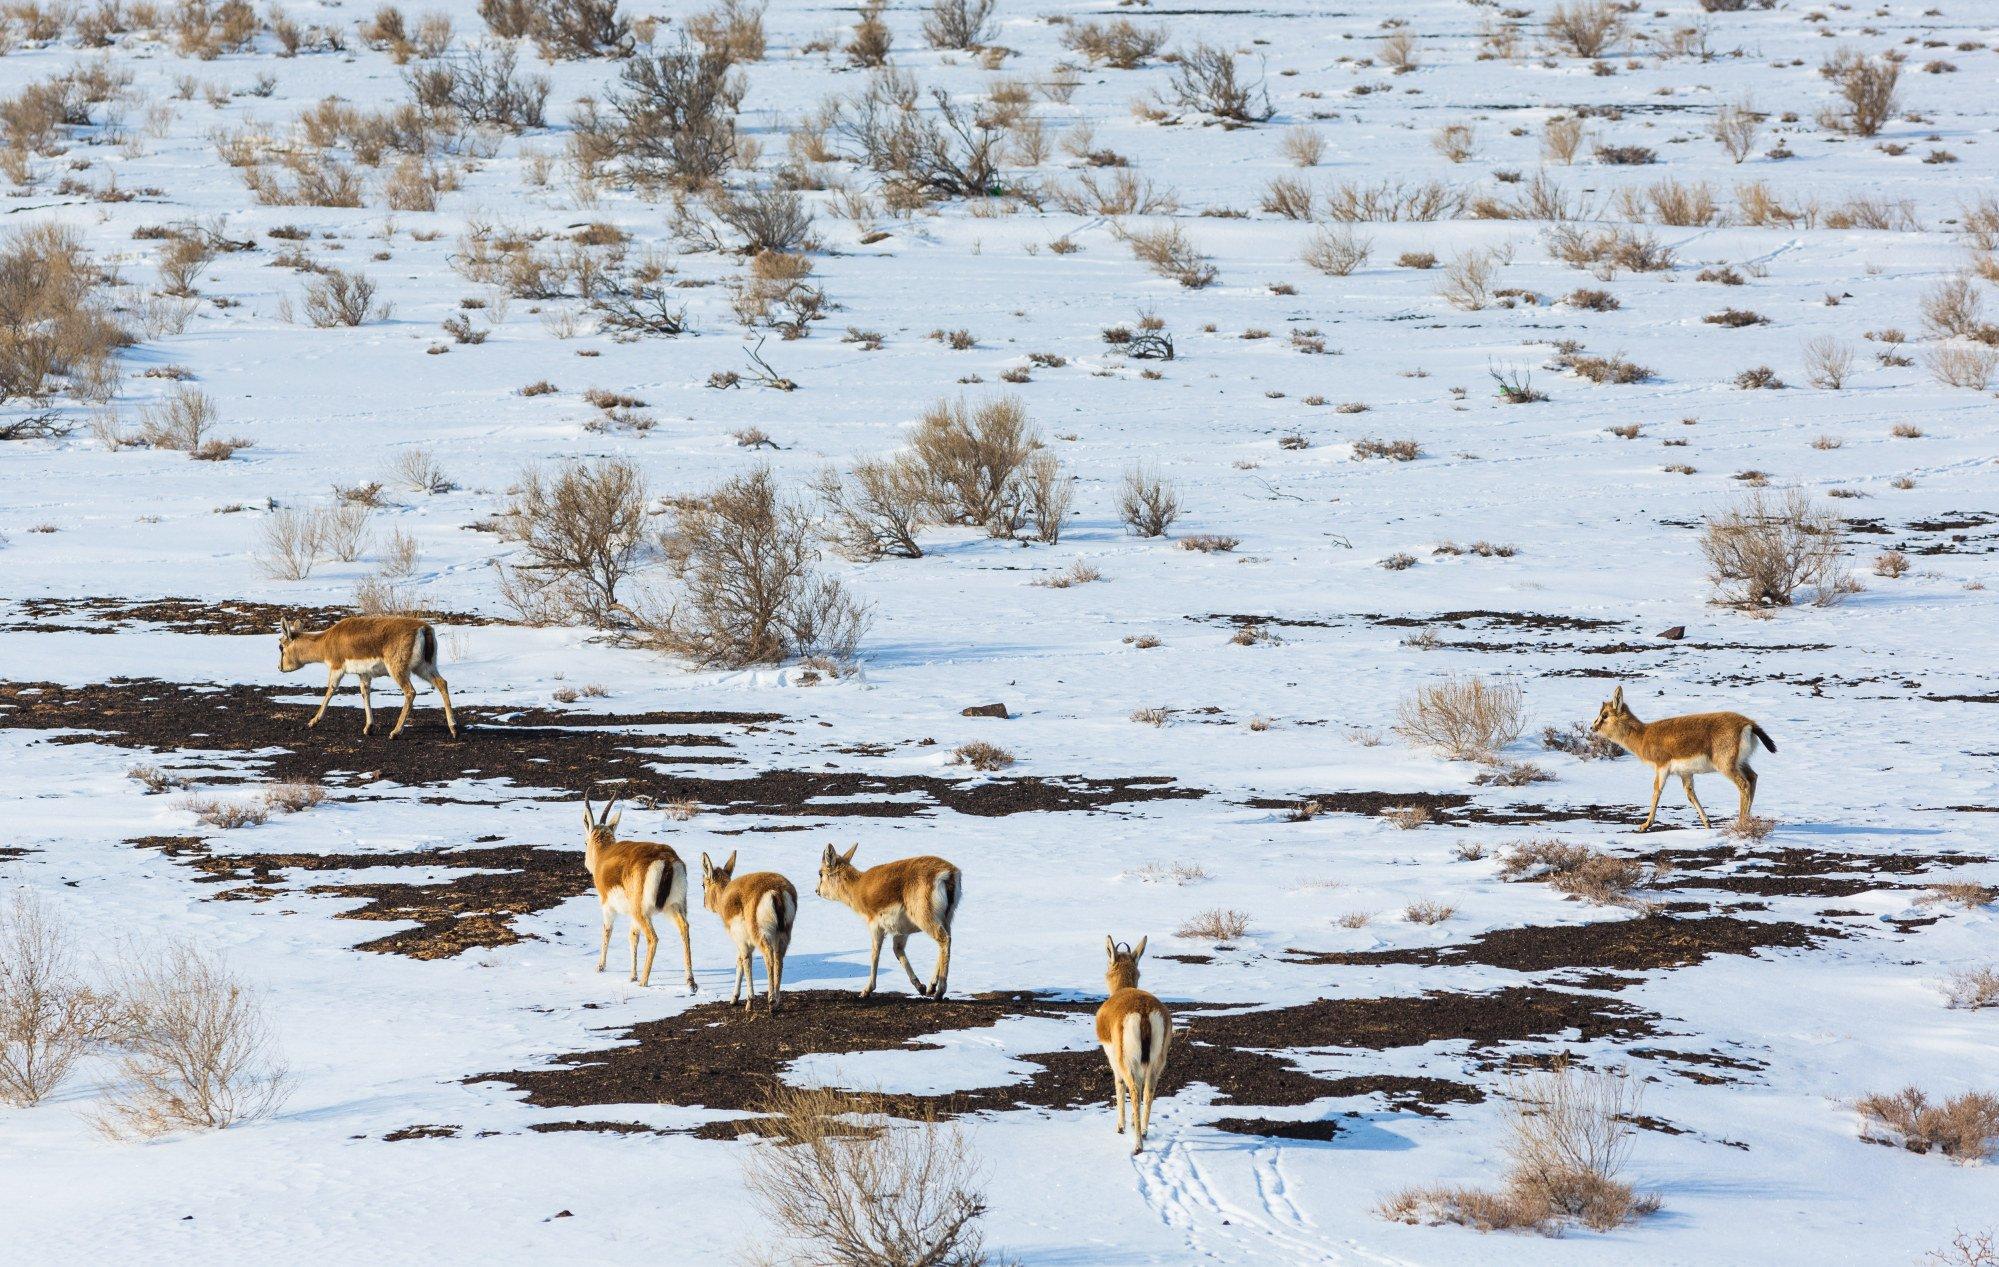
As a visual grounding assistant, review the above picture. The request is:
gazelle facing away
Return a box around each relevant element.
[1097,937,1172,1155]
[277,615,457,739]
[814,845,961,1000]
[1590,686,1776,831]
[581,794,694,992]
[700,851,797,1014]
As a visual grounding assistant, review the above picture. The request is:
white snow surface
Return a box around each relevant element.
[2,0,1997,1262]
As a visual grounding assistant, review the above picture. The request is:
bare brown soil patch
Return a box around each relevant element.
[1283,914,1829,974]
[6,595,502,635]
[1248,790,1646,827]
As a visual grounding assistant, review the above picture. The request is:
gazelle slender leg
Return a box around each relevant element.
[1105,1049,1126,1134]
[596,907,613,972]
[388,671,416,739]
[861,926,885,997]
[357,677,374,735]
[1735,765,1758,823]
[732,948,747,1007]
[638,917,660,987]
[1137,1071,1157,1154]
[309,670,342,728]
[628,923,640,981]
[1682,775,1711,829]
[765,939,784,1013]
[667,908,695,993]
[892,933,925,995]
[1639,769,1665,832]
[422,670,458,738]
[929,930,951,1000]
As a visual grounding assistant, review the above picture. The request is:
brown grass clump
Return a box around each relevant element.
[93,941,289,1139]
[1177,908,1250,942]
[1381,806,1432,831]
[260,781,326,813]
[1,892,121,1107]
[951,741,1014,772]
[1381,1064,1657,1234]
[1062,17,1165,69]
[180,796,268,830]
[1498,840,1646,906]
[1351,437,1419,462]
[1874,550,1909,579]
[1919,884,1999,911]
[1404,901,1455,925]
[1122,223,1216,288]
[1854,1088,1999,1162]
[740,1083,995,1267]
[1942,968,1999,1012]
[1699,488,1849,608]
[1396,676,1524,761]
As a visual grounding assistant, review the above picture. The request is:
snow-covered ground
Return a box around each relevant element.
[3,0,1997,1261]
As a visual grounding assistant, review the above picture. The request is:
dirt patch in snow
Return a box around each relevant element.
[5,595,504,635]
[1247,790,1647,827]
[1283,914,1830,973]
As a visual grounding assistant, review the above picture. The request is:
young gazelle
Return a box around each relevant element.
[580,794,695,992]
[813,845,961,1000]
[700,851,798,1014]
[1590,686,1777,831]
[1097,937,1172,1155]
[277,615,457,739]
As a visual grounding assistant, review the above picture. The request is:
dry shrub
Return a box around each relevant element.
[1820,49,1900,137]
[685,0,766,61]
[300,268,387,327]
[1873,550,1909,579]
[1302,226,1370,276]
[1053,169,1177,218]
[1699,488,1849,608]
[498,458,650,626]
[590,37,743,191]
[1432,123,1476,164]
[1397,676,1523,761]
[1177,908,1250,942]
[1381,805,1431,831]
[1122,223,1215,288]
[1542,723,1623,761]
[922,0,993,50]
[1927,343,1998,391]
[180,796,268,829]
[1440,248,1498,310]
[833,70,1004,204]
[1545,1,1622,58]
[1118,465,1181,538]
[1180,534,1238,554]
[844,0,891,68]
[1804,336,1854,390]
[1920,883,1999,910]
[1545,225,1673,278]
[1323,179,1464,223]
[1163,42,1271,124]
[94,941,289,1139]
[259,508,324,581]
[1,891,120,1107]
[136,385,218,452]
[1062,19,1165,69]
[393,446,453,494]
[1379,30,1418,73]
[0,223,126,406]
[1261,176,1313,220]
[1404,901,1454,925]
[1473,760,1552,787]
[643,467,869,667]
[261,781,326,813]
[1713,98,1761,162]
[814,457,929,560]
[1543,116,1586,164]
[1351,437,1419,461]
[740,1083,995,1267]
[1281,126,1325,168]
[1498,840,1645,906]
[951,741,1013,772]
[1030,559,1100,589]
[909,395,1039,536]
[1854,1088,1999,1162]
[1130,705,1168,726]
[1942,968,1999,1011]
[530,0,630,60]
[1644,178,1720,227]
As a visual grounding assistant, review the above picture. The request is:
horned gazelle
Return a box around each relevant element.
[700,851,798,1014]
[277,615,457,739]
[1590,686,1776,831]
[580,794,695,992]
[814,845,961,1000]
[1097,937,1172,1154]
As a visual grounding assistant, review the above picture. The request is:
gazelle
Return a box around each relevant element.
[581,794,695,992]
[1590,686,1777,831]
[700,851,797,1014]
[814,845,961,1000]
[277,615,457,739]
[1097,937,1172,1155]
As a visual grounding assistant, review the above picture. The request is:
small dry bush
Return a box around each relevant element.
[1545,1,1623,58]
[1498,840,1645,906]
[1542,723,1623,761]
[498,459,649,627]
[1942,968,1999,1011]
[300,268,387,327]
[1921,276,1983,340]
[1302,226,1370,277]
[1440,248,1497,310]
[952,741,1014,772]
[1404,901,1454,925]
[740,1083,995,1267]
[1397,675,1524,761]
[1382,806,1432,831]
[1543,116,1586,164]
[393,446,453,494]
[1819,49,1900,138]
[136,385,218,453]
[1163,42,1271,124]
[261,781,326,813]
[1063,19,1165,69]
[1122,223,1215,289]
[1432,124,1476,164]
[1352,438,1420,462]
[1,892,121,1107]
[1804,337,1854,390]
[1854,1088,1999,1162]
[1118,465,1181,538]
[909,396,1039,537]
[1281,126,1325,168]
[643,467,869,667]
[1873,550,1909,579]
[1180,534,1238,554]
[922,0,994,50]
[1919,883,1999,910]
[180,796,268,830]
[94,941,289,1139]
[1927,344,1999,391]
[1031,560,1100,590]
[1177,908,1250,942]
[1699,488,1849,608]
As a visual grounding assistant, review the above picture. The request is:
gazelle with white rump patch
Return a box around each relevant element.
[1590,686,1776,831]
[580,794,695,992]
[814,845,961,1000]
[1097,937,1172,1154]
[277,614,457,739]
[700,851,797,1014]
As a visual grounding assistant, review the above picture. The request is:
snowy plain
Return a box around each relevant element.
[2,0,1998,1262]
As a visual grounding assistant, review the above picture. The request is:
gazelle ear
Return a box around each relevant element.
[1105,936,1117,961]
[1611,686,1624,706]
[840,843,859,865]
[1133,936,1147,961]
[700,852,713,876]
[605,811,621,832]
[821,843,836,865]
[722,850,737,874]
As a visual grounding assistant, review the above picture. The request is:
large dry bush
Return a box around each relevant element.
[814,456,931,560]
[1855,1088,1999,1162]
[1163,43,1271,124]
[1062,18,1165,68]
[921,0,993,50]
[641,467,869,667]
[0,223,126,405]
[1544,1,1622,58]
[530,0,630,59]
[1819,49,1900,138]
[136,384,219,452]
[405,45,549,131]
[909,395,1040,537]
[1,891,120,1107]
[1700,488,1849,608]
[1118,465,1181,538]
[499,459,650,626]
[95,941,289,1139]
[741,1083,996,1267]
[1396,675,1523,761]
[1302,226,1370,276]
[300,268,388,327]
[584,36,743,191]
[834,70,1003,203]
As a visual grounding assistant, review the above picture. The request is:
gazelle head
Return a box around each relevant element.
[1105,935,1147,991]
[1590,686,1634,739]
[276,617,305,672]
[700,850,738,914]
[815,843,861,901]
[581,793,622,852]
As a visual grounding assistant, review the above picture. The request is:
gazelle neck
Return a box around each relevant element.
[1107,962,1139,992]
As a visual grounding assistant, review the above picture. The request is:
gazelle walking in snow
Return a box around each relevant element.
[277,614,457,739]
[700,851,797,1014]
[1097,937,1172,1155]
[580,794,695,992]
[813,844,961,1000]
[1589,686,1776,831]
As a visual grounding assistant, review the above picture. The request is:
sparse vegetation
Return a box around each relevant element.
[1397,676,1524,761]
[1699,488,1850,608]
[1177,908,1250,942]
[1854,1088,1999,1163]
